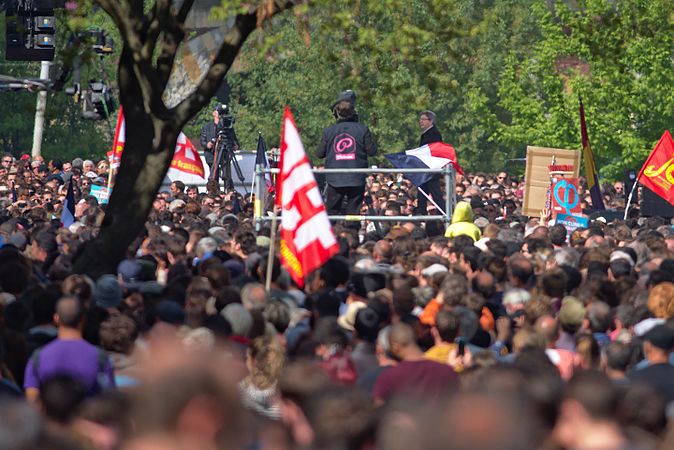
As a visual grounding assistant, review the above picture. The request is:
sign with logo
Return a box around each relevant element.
[551,178,581,216]
[523,146,581,217]
[90,185,111,204]
[334,133,356,160]
[555,213,589,237]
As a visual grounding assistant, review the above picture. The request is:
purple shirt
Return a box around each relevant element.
[24,338,116,395]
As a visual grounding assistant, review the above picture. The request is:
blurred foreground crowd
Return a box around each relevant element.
[0,153,672,450]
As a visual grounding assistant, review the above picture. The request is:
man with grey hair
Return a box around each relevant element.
[551,247,580,268]
[416,110,444,215]
[195,237,217,261]
[241,282,269,311]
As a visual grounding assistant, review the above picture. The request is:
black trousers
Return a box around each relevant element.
[415,176,443,215]
[325,185,364,216]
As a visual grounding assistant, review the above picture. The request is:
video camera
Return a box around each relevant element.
[216,104,235,131]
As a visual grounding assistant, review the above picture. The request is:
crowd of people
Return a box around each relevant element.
[0,142,673,450]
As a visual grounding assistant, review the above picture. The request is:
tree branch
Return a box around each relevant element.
[170,1,299,128]
[177,0,195,24]
[142,0,172,61]
[155,0,195,91]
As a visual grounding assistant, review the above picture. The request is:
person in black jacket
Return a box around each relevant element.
[416,110,444,216]
[317,91,377,219]
[200,108,219,169]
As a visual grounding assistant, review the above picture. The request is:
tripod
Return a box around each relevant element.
[210,132,246,193]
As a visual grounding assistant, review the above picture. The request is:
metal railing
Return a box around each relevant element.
[253,165,456,229]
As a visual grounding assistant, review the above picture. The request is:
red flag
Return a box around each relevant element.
[109,107,126,169]
[277,107,338,287]
[638,130,674,205]
[109,108,204,177]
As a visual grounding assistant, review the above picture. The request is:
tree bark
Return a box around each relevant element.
[72,47,178,278]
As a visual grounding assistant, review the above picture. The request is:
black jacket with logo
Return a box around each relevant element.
[317,118,377,187]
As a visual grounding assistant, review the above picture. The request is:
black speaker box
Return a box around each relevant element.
[640,185,674,218]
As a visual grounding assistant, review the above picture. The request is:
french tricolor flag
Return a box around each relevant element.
[385,142,464,187]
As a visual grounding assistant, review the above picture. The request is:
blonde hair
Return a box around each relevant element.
[248,336,285,390]
[647,282,674,319]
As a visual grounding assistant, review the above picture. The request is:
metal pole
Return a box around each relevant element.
[265,205,279,291]
[257,214,447,222]
[254,164,264,231]
[444,165,452,224]
[623,180,638,220]
[32,61,51,157]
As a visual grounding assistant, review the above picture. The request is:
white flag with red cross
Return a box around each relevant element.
[276,107,338,287]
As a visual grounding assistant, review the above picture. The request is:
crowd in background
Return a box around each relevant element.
[0,152,672,450]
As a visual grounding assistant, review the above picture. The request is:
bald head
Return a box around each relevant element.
[534,315,559,345]
[389,322,417,349]
[241,283,269,310]
[55,296,85,329]
[373,240,393,263]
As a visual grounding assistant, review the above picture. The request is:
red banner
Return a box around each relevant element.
[109,108,204,178]
[638,130,674,206]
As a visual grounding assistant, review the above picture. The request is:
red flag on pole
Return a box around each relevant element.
[277,107,338,287]
[637,130,674,205]
[108,108,205,177]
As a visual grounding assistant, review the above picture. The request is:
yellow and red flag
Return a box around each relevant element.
[638,130,674,205]
[277,107,338,287]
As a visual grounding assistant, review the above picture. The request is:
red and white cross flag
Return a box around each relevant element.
[276,107,338,287]
[108,108,205,178]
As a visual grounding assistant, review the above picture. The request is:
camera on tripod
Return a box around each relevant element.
[216,104,235,131]
[210,104,244,192]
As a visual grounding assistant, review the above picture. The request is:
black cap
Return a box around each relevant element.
[331,90,356,110]
[643,324,674,351]
[350,271,387,299]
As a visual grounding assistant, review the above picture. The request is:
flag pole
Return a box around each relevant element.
[265,204,280,292]
[623,180,638,220]
[418,187,446,216]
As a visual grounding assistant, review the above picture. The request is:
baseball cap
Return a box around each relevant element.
[643,324,674,351]
[421,263,448,278]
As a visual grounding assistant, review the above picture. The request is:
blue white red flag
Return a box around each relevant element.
[385,142,464,187]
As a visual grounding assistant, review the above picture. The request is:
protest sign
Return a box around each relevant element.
[90,185,111,204]
[555,213,589,237]
[523,146,581,217]
[551,178,581,216]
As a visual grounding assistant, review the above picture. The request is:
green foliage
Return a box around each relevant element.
[223,0,543,172]
[488,0,674,180]
[3,0,671,179]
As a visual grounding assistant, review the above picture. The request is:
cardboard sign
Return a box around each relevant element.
[556,213,589,237]
[551,178,581,216]
[90,185,111,204]
[523,146,581,217]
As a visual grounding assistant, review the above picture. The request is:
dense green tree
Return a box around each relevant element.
[479,0,674,180]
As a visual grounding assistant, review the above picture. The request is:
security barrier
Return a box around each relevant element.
[253,165,456,229]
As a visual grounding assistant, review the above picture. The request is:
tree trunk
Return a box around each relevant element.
[72,1,297,278]
[73,47,178,278]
